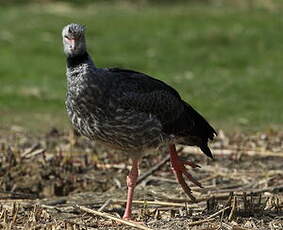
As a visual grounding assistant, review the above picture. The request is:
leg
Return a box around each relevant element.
[123,159,139,220]
[169,144,202,202]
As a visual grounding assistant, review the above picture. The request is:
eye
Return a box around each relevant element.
[64,35,70,40]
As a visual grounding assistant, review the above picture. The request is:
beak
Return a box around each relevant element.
[69,39,76,50]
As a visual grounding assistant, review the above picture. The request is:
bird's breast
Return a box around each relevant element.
[66,94,169,152]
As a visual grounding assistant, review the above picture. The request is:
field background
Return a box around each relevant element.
[0,1,283,229]
[1,0,283,133]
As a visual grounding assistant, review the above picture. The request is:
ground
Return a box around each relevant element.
[1,1,283,229]
[0,127,282,229]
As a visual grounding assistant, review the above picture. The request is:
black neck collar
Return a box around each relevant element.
[67,52,89,68]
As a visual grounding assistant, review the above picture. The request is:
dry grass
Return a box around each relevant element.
[0,127,282,229]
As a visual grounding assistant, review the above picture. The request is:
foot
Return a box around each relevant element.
[169,144,202,201]
[122,214,132,220]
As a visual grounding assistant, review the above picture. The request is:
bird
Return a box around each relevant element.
[62,23,216,220]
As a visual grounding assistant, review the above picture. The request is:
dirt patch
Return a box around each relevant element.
[0,127,282,229]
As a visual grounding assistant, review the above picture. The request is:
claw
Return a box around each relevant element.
[169,144,202,200]
[183,161,201,168]
[183,170,203,188]
[175,171,196,202]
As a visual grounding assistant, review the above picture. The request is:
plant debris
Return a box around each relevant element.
[0,127,282,229]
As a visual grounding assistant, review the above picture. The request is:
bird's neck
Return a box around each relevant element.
[66,51,95,69]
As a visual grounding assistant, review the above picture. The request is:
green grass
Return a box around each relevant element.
[1,2,283,132]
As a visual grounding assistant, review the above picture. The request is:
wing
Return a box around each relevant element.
[107,68,181,98]
[106,68,195,133]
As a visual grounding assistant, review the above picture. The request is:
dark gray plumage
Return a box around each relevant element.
[62,23,216,219]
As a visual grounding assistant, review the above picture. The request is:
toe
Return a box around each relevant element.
[183,161,201,168]
[175,171,197,201]
[183,170,203,188]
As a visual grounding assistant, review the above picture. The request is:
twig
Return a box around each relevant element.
[183,146,283,158]
[137,147,183,186]
[137,155,169,185]
[221,222,233,230]
[75,205,153,230]
[63,220,97,230]
[43,199,67,206]
[199,174,219,183]
[112,199,199,208]
[207,206,230,219]
[250,185,283,194]
[146,176,177,184]
[188,206,230,226]
[222,222,250,230]
[40,204,62,212]
[96,163,130,170]
[98,199,112,212]
[212,184,283,195]
[155,193,230,203]
[187,218,214,226]
[0,192,37,200]
[21,143,41,156]
[144,176,219,191]
[228,196,237,221]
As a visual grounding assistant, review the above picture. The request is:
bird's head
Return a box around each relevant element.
[62,23,86,57]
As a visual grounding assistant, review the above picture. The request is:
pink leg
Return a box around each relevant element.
[123,159,139,220]
[169,144,202,202]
